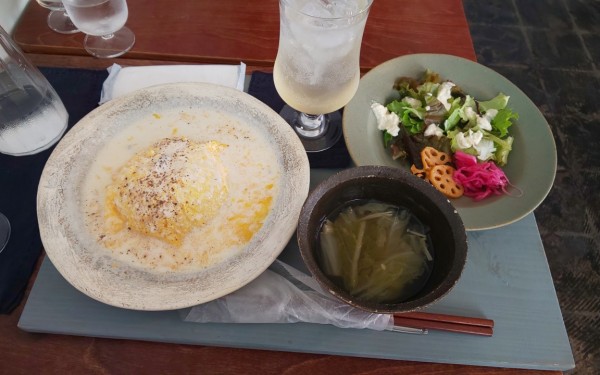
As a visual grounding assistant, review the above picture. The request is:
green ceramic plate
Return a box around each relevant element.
[343,54,557,231]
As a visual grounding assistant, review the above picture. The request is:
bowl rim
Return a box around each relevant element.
[297,165,468,314]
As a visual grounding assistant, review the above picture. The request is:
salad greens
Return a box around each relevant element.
[381,70,518,167]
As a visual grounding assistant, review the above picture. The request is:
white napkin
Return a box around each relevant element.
[99,62,247,104]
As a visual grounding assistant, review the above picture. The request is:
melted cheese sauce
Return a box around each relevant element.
[81,108,281,273]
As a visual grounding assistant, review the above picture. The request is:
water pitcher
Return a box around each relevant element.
[0,26,68,156]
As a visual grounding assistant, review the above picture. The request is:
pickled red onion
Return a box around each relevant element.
[453,151,510,201]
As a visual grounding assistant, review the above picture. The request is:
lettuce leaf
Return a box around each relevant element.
[443,97,464,131]
[478,93,509,112]
[394,81,419,99]
[418,82,439,98]
[483,132,513,166]
[491,107,519,138]
[383,131,394,148]
[458,95,477,127]
[387,100,425,134]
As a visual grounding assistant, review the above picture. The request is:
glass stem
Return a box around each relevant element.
[295,112,327,138]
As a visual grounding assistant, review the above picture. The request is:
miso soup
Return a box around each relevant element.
[318,200,434,303]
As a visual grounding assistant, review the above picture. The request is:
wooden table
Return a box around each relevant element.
[12,0,477,70]
[2,1,560,373]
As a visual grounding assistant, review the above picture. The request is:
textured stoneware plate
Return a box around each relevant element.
[37,83,310,311]
[343,54,557,231]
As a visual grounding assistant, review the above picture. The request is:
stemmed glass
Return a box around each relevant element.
[62,0,135,59]
[273,0,372,152]
[36,0,79,34]
[0,213,10,253]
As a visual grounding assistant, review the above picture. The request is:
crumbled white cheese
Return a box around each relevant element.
[474,139,496,161]
[455,129,484,149]
[476,109,498,131]
[464,106,477,121]
[476,116,492,131]
[436,81,455,111]
[485,108,498,120]
[371,102,400,137]
[403,97,421,109]
[424,123,444,137]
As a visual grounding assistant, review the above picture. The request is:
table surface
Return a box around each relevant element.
[18,208,573,372]
[3,0,563,373]
[12,0,477,70]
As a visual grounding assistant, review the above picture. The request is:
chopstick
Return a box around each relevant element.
[393,312,494,336]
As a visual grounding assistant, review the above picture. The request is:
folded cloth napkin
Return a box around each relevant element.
[99,63,246,104]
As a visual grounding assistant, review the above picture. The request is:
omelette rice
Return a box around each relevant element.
[82,108,281,272]
[104,137,228,246]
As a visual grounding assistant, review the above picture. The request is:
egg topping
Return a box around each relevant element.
[105,138,228,246]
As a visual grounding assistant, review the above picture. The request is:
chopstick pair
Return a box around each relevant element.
[392,312,494,336]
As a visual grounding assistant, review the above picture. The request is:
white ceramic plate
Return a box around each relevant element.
[343,54,557,231]
[37,83,310,310]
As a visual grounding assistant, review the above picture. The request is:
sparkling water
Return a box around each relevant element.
[62,0,128,36]
[274,0,371,114]
[300,0,367,17]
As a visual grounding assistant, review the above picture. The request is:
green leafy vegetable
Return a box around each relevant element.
[375,70,520,176]
[491,107,519,138]
[485,132,514,166]
[383,131,394,148]
[443,97,464,131]
[387,100,425,134]
[478,93,509,112]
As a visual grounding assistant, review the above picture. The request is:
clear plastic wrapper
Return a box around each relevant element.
[184,260,424,334]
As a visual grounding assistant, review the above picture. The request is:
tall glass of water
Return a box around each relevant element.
[274,0,372,152]
[36,0,79,34]
[0,26,68,156]
[62,0,135,59]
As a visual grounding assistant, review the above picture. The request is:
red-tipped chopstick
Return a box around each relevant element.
[393,312,494,336]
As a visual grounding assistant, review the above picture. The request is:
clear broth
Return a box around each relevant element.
[317,199,434,304]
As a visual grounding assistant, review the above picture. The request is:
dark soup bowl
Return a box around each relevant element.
[297,166,468,314]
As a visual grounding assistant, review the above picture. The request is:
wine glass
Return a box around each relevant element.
[0,212,10,254]
[62,0,135,59]
[36,0,79,34]
[273,0,372,152]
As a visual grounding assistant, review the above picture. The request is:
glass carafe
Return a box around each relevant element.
[0,26,68,156]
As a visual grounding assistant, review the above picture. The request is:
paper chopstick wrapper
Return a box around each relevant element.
[99,62,246,104]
